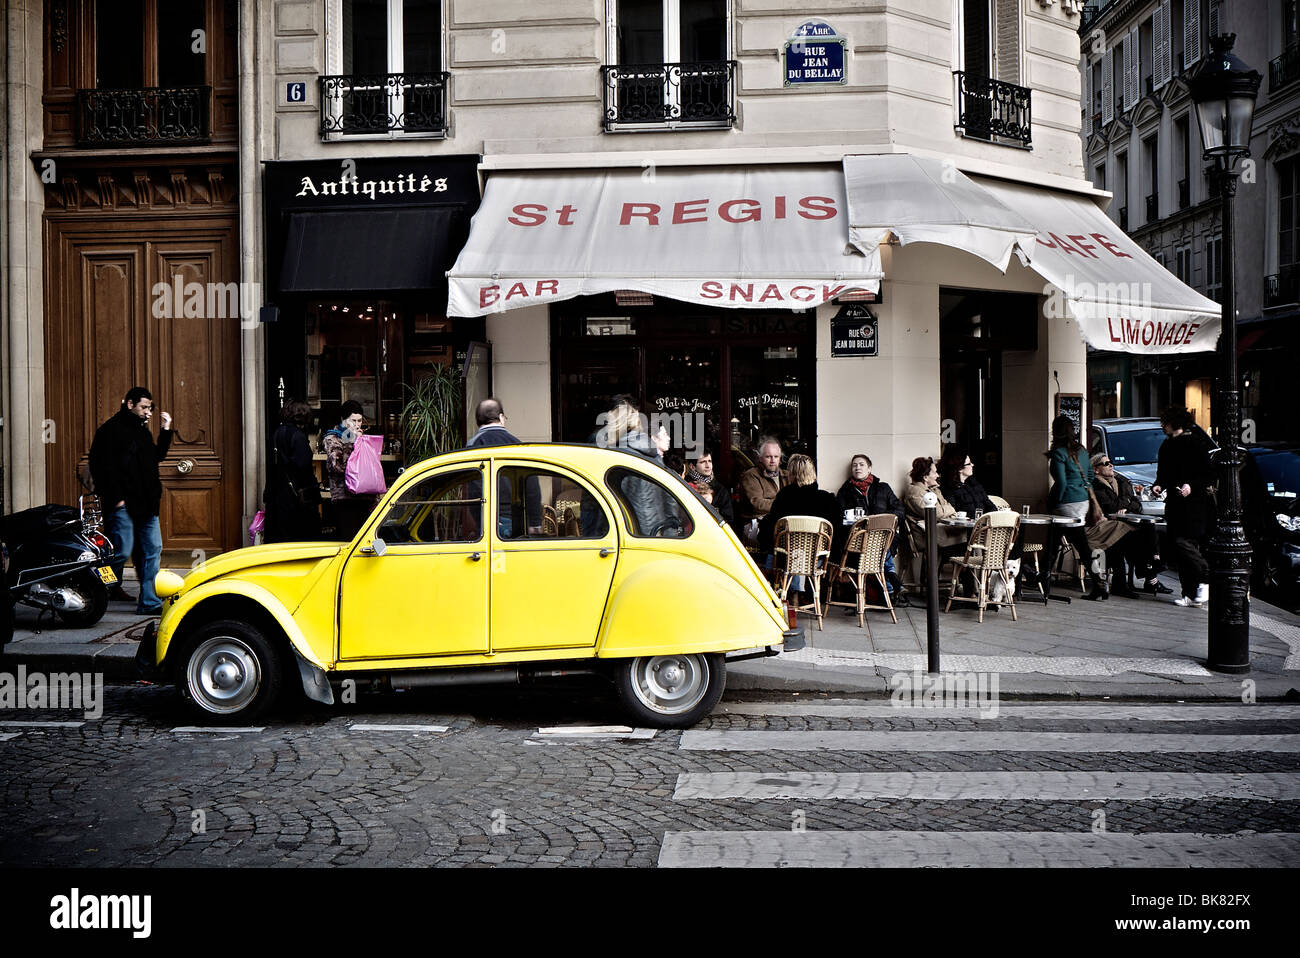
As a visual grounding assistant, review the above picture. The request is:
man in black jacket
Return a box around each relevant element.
[89,386,173,615]
[467,398,542,537]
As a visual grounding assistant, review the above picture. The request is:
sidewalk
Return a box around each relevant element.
[3,571,1299,699]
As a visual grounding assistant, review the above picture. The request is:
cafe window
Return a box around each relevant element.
[552,298,816,489]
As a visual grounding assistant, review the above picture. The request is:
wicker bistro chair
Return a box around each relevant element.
[827,515,898,631]
[773,515,834,631]
[945,512,1021,623]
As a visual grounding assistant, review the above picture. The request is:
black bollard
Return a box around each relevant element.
[925,502,940,674]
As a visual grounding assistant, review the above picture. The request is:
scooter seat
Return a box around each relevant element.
[0,504,80,545]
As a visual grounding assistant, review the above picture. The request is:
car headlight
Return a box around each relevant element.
[1278,513,1300,532]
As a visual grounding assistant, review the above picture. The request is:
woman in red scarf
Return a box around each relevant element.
[834,454,909,606]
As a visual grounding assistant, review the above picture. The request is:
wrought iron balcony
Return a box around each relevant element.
[952,72,1032,148]
[601,61,736,131]
[1145,193,1158,222]
[1119,206,1128,231]
[319,72,450,136]
[1271,43,1300,91]
[1265,265,1300,308]
[1178,178,1189,209]
[76,86,210,146]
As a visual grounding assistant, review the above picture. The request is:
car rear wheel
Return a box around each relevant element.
[180,620,282,722]
[614,653,725,729]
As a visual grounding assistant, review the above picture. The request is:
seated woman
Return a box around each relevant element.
[758,455,840,599]
[1091,452,1169,597]
[939,448,998,517]
[903,457,967,552]
[835,454,908,606]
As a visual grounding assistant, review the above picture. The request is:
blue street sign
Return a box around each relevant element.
[784,20,847,86]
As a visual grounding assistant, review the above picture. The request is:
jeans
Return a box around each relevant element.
[107,507,162,613]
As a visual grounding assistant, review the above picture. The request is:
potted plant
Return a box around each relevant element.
[399,363,464,465]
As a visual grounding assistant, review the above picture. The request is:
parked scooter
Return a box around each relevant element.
[0,501,116,629]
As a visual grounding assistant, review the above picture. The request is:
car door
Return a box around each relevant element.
[338,464,490,660]
[489,461,618,652]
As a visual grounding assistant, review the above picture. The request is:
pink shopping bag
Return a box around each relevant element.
[345,433,387,496]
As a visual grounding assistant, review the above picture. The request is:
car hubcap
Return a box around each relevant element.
[187,637,261,714]
[632,655,708,715]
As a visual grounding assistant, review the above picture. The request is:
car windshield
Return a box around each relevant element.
[1105,427,1167,466]
[1256,451,1300,499]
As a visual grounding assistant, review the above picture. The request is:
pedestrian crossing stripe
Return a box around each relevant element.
[657,831,1300,868]
[349,723,450,732]
[775,648,1215,676]
[0,720,87,727]
[672,771,1300,801]
[0,732,19,741]
[678,730,1300,752]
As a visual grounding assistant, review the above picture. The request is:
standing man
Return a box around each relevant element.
[89,387,172,615]
[467,397,520,447]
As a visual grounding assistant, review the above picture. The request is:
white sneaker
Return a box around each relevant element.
[1174,595,1201,608]
[1194,583,1209,605]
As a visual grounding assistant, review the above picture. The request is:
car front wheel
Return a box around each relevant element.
[615,653,725,729]
[180,620,282,722]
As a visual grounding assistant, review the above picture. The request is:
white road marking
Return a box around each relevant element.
[171,726,266,734]
[0,733,19,741]
[776,648,1215,676]
[349,723,450,732]
[673,771,1300,801]
[717,702,1300,721]
[532,726,657,740]
[679,730,1300,752]
[657,831,1300,868]
[0,720,87,728]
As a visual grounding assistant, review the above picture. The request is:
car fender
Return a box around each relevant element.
[596,551,785,658]
[156,579,327,671]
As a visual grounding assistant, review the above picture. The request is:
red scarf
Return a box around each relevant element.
[850,476,873,495]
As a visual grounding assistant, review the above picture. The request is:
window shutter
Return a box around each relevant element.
[1185,0,1202,67]
[1102,47,1113,124]
[1154,1,1169,88]
[1121,38,1131,110]
[1126,32,1139,109]
[1208,0,1220,38]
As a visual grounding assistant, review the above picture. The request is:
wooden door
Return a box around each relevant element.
[45,216,243,563]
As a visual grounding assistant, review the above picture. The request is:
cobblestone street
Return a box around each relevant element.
[2,684,1299,868]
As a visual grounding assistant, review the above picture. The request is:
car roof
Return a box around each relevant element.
[411,443,675,474]
[1091,418,1163,430]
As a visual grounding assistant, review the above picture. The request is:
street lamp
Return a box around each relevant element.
[1188,34,1261,673]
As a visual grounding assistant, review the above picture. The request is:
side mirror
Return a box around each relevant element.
[372,537,387,557]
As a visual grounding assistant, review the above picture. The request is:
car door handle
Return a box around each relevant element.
[599,548,613,557]
[469,552,483,561]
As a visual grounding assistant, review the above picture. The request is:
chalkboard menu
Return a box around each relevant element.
[1056,393,1085,440]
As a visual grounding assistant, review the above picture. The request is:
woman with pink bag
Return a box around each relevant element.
[322,401,381,541]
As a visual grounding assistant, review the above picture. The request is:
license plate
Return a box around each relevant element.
[96,566,118,584]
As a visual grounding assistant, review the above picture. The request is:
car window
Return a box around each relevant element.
[606,466,694,538]
[496,466,610,540]
[376,469,482,544]
[1256,452,1300,498]
[1105,427,1167,465]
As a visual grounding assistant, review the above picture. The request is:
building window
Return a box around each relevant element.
[602,0,734,131]
[321,0,448,137]
[1176,246,1192,285]
[953,0,1031,147]
[1174,115,1190,208]
[1269,155,1300,307]
[1206,234,1223,303]
[1115,150,1128,230]
[1142,134,1159,223]
[78,0,210,145]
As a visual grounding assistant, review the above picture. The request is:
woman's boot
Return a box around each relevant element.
[1082,569,1109,600]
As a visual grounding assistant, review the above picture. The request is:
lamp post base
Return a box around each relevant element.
[1206,524,1252,674]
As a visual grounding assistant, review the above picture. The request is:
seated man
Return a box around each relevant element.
[686,449,733,524]
[1091,453,1169,597]
[736,438,788,543]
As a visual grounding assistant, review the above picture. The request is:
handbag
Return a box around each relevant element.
[1066,451,1105,526]
[344,433,387,496]
[274,443,318,505]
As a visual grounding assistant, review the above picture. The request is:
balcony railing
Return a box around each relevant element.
[1271,43,1300,91]
[601,61,736,130]
[319,73,450,136]
[952,72,1032,148]
[1178,178,1189,209]
[1145,193,1158,222]
[76,86,210,146]
[1091,112,1102,134]
[1119,206,1128,231]
[1265,265,1300,308]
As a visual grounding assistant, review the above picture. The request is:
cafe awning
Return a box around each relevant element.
[973,176,1222,354]
[842,154,1221,354]
[445,166,880,316]
[844,154,1039,272]
[280,207,463,292]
